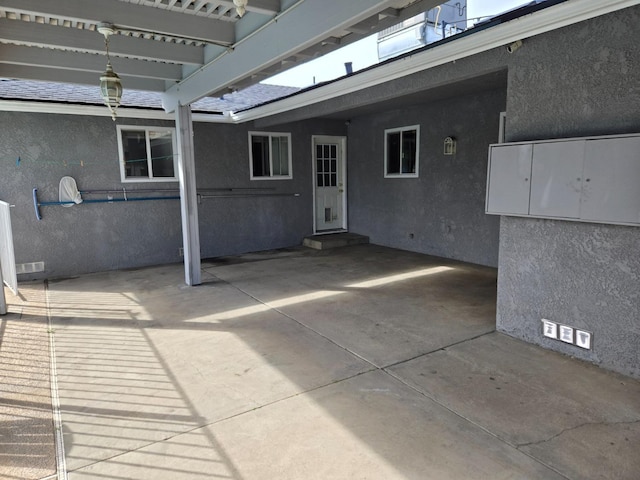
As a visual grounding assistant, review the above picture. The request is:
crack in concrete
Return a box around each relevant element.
[382,330,496,370]
[517,419,640,448]
[210,272,381,370]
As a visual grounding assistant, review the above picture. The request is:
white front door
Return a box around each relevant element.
[313,136,346,232]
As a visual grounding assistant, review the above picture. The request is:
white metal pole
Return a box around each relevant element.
[0,259,6,315]
[175,104,202,286]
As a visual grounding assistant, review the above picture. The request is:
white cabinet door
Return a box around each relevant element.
[486,144,532,215]
[581,137,640,225]
[529,140,585,218]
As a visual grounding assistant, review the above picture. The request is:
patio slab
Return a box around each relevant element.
[389,332,640,479]
[68,370,566,480]
[3,245,639,479]
[46,269,372,471]
[206,245,497,367]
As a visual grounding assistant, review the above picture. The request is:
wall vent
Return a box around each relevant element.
[16,262,45,275]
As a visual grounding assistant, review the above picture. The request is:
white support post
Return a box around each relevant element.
[0,262,6,315]
[175,104,201,286]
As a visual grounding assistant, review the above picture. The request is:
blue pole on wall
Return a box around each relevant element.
[32,188,179,221]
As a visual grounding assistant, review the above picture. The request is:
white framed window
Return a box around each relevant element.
[384,125,420,178]
[249,131,292,180]
[117,125,178,182]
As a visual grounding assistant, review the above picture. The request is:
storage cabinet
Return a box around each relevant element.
[581,136,640,225]
[529,140,585,219]
[486,144,532,215]
[486,133,640,227]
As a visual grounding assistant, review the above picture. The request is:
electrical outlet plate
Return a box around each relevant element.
[541,319,593,350]
[16,261,45,274]
[559,325,574,343]
[542,319,557,339]
[575,330,592,349]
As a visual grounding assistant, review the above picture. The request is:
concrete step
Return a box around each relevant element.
[303,232,369,250]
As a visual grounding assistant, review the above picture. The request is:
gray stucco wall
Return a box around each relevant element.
[498,6,640,378]
[0,113,183,279]
[0,112,344,279]
[194,119,346,259]
[498,217,640,378]
[348,89,504,267]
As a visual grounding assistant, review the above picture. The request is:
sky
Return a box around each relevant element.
[263,0,529,88]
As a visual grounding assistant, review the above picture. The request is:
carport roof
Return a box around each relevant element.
[0,0,634,123]
[0,0,442,111]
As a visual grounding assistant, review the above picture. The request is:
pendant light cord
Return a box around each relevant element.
[104,34,112,64]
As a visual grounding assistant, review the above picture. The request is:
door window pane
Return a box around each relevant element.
[316,143,340,187]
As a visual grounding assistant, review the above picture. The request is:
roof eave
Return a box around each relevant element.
[231,0,636,123]
[0,99,233,123]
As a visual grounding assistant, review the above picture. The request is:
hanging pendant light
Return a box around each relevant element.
[233,0,248,17]
[97,23,123,121]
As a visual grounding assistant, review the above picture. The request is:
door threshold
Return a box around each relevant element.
[303,232,369,250]
[313,229,347,236]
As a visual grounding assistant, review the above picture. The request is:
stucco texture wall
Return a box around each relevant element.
[498,6,640,378]
[347,89,504,267]
[0,113,182,279]
[0,112,344,279]
[194,119,346,259]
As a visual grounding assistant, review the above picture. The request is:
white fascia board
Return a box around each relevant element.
[0,100,233,123]
[231,0,640,123]
[161,0,400,112]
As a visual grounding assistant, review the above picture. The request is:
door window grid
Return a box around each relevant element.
[316,144,338,187]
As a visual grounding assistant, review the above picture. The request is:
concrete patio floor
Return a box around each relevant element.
[1,244,639,479]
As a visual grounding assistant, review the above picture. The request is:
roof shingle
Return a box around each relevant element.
[0,78,299,114]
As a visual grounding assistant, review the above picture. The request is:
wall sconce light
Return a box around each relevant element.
[97,23,123,121]
[444,136,457,155]
[233,0,249,17]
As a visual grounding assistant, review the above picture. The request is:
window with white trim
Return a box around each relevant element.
[384,125,420,178]
[249,131,292,180]
[117,126,178,182]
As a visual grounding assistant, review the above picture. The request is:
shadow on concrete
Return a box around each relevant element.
[0,286,56,480]
[7,245,639,478]
[37,245,500,477]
